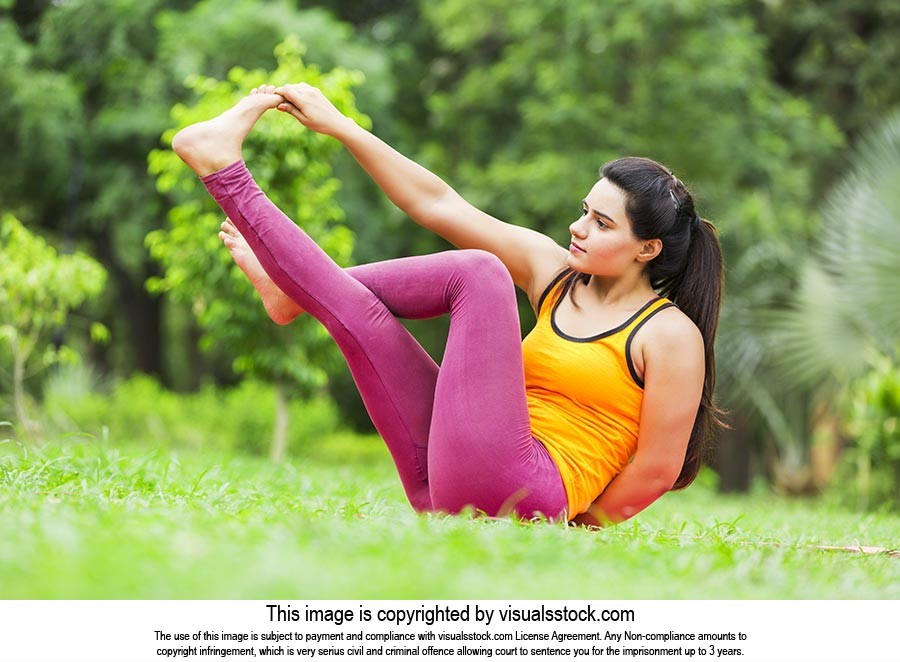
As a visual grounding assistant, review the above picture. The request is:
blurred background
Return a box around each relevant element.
[1,0,898,513]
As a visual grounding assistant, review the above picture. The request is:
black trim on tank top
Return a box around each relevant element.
[551,291,663,343]
[536,268,572,314]
[625,302,677,388]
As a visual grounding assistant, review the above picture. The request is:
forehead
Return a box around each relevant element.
[584,178,629,222]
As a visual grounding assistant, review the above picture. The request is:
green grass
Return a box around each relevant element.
[1,434,898,599]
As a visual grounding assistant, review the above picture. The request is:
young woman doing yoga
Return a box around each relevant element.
[172,84,724,527]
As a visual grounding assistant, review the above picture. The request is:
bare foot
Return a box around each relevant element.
[172,85,283,176]
[218,219,305,325]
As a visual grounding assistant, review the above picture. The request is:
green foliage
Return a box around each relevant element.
[417,0,841,235]
[834,353,900,512]
[146,37,368,391]
[0,215,105,339]
[749,111,900,478]
[1,0,393,380]
[156,0,392,109]
[4,0,899,488]
[0,19,83,217]
[42,370,342,458]
[0,215,107,428]
[754,0,900,142]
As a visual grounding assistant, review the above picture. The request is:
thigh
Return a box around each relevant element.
[424,251,567,520]
[343,254,465,321]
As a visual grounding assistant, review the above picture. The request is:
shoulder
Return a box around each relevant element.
[635,304,704,374]
[643,304,702,347]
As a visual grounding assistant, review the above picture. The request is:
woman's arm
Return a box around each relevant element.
[572,309,705,527]
[571,459,677,528]
[274,84,566,297]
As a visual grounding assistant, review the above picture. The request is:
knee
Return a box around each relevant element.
[451,249,513,290]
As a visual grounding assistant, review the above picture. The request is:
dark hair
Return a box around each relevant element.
[570,156,726,489]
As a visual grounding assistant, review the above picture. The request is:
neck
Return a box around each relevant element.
[581,270,656,307]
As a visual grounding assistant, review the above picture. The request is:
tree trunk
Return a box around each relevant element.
[10,335,36,437]
[93,232,163,377]
[715,414,752,493]
[270,380,290,463]
[124,266,163,377]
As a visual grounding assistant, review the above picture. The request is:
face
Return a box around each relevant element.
[567,178,657,276]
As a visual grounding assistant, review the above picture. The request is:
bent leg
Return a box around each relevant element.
[330,251,568,519]
[201,163,565,520]
[203,161,438,511]
[426,251,567,520]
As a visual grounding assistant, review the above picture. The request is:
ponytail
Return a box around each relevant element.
[664,217,726,489]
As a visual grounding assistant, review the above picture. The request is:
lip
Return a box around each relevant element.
[569,242,586,254]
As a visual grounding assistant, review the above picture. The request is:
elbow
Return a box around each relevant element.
[636,461,681,496]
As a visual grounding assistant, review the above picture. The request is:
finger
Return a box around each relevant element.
[277,103,306,122]
[275,83,310,101]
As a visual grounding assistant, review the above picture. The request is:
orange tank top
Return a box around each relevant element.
[522,271,675,517]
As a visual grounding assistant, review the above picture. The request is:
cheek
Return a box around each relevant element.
[590,234,633,258]
[582,235,639,270]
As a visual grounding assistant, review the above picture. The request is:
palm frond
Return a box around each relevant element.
[772,111,900,389]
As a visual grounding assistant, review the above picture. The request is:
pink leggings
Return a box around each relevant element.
[202,160,567,520]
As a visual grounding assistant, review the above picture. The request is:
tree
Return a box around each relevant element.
[0,214,107,434]
[147,38,369,460]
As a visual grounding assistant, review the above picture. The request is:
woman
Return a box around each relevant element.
[172,84,724,527]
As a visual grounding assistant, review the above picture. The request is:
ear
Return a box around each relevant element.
[636,238,663,263]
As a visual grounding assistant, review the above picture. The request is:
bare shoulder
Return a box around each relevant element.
[644,305,703,349]
[632,305,704,382]
[636,306,704,366]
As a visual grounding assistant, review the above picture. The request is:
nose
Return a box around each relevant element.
[570,213,588,238]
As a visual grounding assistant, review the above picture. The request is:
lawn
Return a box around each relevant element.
[1,434,897,599]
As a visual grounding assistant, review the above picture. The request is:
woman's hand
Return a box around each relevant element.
[274,83,354,138]
[569,507,610,530]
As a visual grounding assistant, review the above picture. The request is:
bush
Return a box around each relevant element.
[42,369,342,458]
[830,352,900,512]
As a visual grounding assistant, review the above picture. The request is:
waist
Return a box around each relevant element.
[527,393,638,515]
